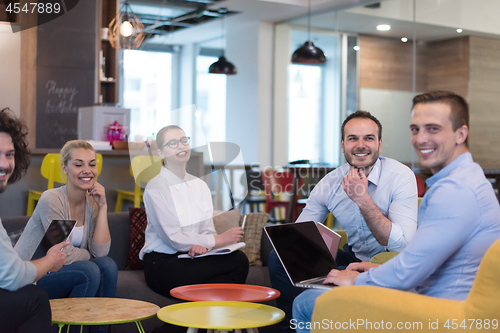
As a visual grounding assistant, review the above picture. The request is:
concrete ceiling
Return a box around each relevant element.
[130,0,378,46]
[129,0,500,47]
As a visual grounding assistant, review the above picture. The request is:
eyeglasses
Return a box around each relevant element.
[163,136,190,149]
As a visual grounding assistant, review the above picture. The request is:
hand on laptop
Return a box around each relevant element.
[323,269,359,286]
[345,261,380,273]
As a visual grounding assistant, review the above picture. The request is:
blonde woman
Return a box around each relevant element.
[139,125,249,296]
[15,140,117,332]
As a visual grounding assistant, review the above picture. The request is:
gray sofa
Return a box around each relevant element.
[2,212,277,333]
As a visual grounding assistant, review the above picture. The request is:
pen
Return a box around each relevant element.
[241,215,247,230]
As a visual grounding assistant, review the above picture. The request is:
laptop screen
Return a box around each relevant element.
[265,221,338,284]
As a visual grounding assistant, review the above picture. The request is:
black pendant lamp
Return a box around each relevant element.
[209,8,237,75]
[291,0,326,64]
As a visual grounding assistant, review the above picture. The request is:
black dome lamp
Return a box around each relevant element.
[209,8,237,75]
[291,0,326,64]
[208,56,237,74]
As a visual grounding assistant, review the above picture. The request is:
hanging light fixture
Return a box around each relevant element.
[209,8,237,75]
[108,1,145,50]
[291,0,326,64]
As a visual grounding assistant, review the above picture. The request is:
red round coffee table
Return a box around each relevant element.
[170,284,280,302]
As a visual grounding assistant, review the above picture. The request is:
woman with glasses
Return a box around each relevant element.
[139,125,249,296]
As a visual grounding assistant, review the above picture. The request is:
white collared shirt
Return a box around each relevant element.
[139,167,216,258]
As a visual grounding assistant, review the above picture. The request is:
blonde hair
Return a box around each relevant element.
[60,140,96,165]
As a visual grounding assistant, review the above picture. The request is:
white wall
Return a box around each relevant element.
[272,23,291,167]
[177,44,195,136]
[257,22,274,169]
[225,21,274,168]
[359,88,416,162]
[0,24,21,117]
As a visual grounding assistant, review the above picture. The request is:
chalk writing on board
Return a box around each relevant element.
[46,119,78,138]
[45,80,79,114]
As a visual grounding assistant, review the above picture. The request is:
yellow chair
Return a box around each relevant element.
[27,153,103,216]
[335,229,348,251]
[312,237,500,333]
[115,155,163,212]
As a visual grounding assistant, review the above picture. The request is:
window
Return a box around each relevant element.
[122,50,173,141]
[288,65,323,162]
[287,30,345,165]
[194,54,227,148]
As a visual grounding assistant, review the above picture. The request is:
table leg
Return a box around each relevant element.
[187,328,198,333]
[57,324,64,333]
[135,320,146,333]
[246,328,259,333]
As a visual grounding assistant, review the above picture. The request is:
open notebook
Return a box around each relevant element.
[178,242,246,258]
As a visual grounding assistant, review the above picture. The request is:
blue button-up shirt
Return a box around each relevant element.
[297,156,418,261]
[356,153,500,300]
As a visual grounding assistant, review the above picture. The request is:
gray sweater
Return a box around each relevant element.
[15,186,110,264]
[0,219,36,291]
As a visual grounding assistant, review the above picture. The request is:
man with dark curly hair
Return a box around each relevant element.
[0,108,68,333]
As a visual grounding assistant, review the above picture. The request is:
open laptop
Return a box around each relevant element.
[317,222,342,259]
[265,221,338,290]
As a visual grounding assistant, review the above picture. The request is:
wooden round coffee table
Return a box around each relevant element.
[50,298,160,333]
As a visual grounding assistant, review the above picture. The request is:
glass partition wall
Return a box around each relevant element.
[278,0,500,178]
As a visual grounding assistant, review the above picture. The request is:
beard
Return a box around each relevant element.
[0,167,13,193]
[344,149,379,172]
[0,180,7,193]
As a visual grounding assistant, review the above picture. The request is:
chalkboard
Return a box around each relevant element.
[36,0,98,148]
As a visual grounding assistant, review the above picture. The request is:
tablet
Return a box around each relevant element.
[36,220,77,255]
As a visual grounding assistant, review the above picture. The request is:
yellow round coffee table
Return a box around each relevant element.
[157,301,285,333]
[50,297,160,333]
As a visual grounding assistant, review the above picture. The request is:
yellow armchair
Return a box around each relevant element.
[312,238,500,332]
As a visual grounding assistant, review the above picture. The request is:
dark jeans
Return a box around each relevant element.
[0,284,51,333]
[37,256,118,299]
[143,250,250,297]
[268,245,361,333]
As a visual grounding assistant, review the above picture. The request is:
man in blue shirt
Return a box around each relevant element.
[269,111,419,332]
[292,91,500,333]
[0,108,67,333]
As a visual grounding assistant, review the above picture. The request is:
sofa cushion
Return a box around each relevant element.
[7,227,24,247]
[116,270,182,307]
[125,208,148,270]
[213,209,241,234]
[240,213,270,266]
[1,216,29,234]
[107,212,132,270]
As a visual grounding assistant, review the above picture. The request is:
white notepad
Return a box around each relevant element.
[177,242,246,259]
